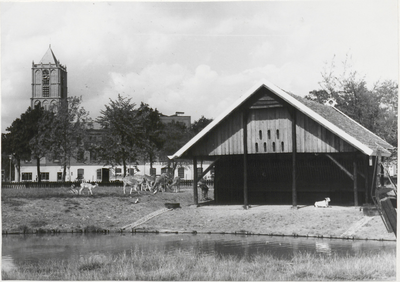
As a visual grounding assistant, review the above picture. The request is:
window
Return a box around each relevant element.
[42,70,50,98]
[22,173,32,181]
[197,168,203,177]
[161,167,167,174]
[115,168,122,176]
[57,172,63,181]
[259,130,262,140]
[97,169,102,180]
[40,172,49,181]
[128,168,136,175]
[178,167,185,179]
[77,169,84,180]
[150,168,156,176]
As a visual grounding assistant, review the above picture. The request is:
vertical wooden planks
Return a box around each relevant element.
[193,157,198,205]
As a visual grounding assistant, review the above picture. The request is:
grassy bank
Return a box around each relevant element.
[2,248,396,280]
[1,185,396,240]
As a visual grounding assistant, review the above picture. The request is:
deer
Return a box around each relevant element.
[168,176,181,193]
[152,173,172,194]
[140,174,156,191]
[122,175,146,195]
[79,183,99,195]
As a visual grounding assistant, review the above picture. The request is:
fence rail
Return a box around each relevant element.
[1,181,123,189]
[1,179,214,189]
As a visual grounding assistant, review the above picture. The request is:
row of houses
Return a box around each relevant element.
[16,160,213,183]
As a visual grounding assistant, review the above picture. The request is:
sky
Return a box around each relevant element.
[1,0,398,133]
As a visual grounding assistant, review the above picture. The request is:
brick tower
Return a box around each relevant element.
[31,45,67,110]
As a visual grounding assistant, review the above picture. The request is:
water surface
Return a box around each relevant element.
[2,233,396,266]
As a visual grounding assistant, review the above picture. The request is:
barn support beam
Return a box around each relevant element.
[193,157,198,206]
[243,111,249,209]
[353,154,359,206]
[325,154,354,180]
[364,155,369,204]
[196,158,220,182]
[291,108,297,208]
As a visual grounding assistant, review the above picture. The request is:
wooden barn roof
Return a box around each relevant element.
[169,80,393,159]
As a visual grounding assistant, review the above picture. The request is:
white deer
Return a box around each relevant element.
[79,183,99,195]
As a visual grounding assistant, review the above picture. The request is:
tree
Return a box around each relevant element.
[191,116,213,135]
[2,104,45,182]
[306,55,398,146]
[136,102,165,171]
[29,110,55,183]
[31,97,93,182]
[158,121,192,174]
[96,94,144,177]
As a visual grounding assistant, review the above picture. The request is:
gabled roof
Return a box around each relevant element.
[169,80,393,159]
[40,45,58,65]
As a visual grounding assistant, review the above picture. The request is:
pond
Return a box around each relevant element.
[2,233,396,268]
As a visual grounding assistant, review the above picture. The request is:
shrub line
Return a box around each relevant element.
[2,228,395,241]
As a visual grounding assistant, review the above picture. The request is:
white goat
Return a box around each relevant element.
[314,197,331,208]
[79,183,99,195]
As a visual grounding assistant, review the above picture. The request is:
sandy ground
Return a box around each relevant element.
[1,186,396,241]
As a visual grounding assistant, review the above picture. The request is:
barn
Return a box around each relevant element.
[169,80,394,207]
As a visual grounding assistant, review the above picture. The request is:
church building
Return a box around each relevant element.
[31,46,67,110]
[17,47,209,183]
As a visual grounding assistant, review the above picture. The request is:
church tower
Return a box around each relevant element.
[31,46,67,110]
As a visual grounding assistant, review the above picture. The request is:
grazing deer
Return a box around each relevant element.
[168,176,181,193]
[140,174,156,191]
[152,173,171,194]
[122,175,146,195]
[79,183,99,195]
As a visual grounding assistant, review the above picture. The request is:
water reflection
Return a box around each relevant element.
[2,233,396,266]
[2,255,17,272]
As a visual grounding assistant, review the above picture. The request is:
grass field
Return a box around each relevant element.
[2,247,396,281]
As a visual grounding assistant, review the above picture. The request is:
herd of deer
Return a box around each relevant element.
[71,173,181,196]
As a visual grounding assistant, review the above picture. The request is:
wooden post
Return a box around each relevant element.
[353,155,358,207]
[364,155,369,204]
[243,111,249,209]
[291,108,297,208]
[193,157,198,206]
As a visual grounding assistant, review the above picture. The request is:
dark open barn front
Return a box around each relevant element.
[215,153,370,206]
[169,80,393,207]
